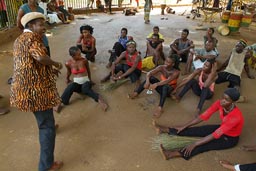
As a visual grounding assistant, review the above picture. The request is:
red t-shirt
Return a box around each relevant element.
[200,100,244,139]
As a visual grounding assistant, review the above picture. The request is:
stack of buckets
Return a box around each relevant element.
[218,10,253,36]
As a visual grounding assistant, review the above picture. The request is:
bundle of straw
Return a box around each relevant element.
[150,133,200,151]
[100,79,129,91]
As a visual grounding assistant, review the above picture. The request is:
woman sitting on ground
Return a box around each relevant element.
[129,56,180,118]
[54,46,108,112]
[220,145,256,171]
[101,40,142,89]
[153,88,244,160]
[172,58,217,116]
[77,25,97,62]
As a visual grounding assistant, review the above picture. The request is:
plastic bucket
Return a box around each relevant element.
[228,12,243,32]
[241,13,252,27]
[218,25,230,36]
[222,10,230,23]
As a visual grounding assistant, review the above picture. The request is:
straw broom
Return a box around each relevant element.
[101,79,129,91]
[150,133,200,151]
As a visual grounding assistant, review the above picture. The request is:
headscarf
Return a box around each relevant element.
[238,39,247,48]
[126,40,136,47]
[224,88,240,101]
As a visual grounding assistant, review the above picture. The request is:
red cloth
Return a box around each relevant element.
[125,51,142,70]
[0,0,7,11]
[200,100,244,139]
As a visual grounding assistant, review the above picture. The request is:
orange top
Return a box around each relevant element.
[160,74,177,88]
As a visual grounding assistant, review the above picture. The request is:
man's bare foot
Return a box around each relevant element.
[53,104,62,113]
[152,119,169,135]
[153,107,163,118]
[128,92,138,99]
[98,98,108,112]
[219,160,235,171]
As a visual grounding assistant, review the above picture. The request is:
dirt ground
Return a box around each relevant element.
[0,7,256,171]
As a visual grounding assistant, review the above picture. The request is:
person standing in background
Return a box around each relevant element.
[144,0,153,24]
[0,0,8,27]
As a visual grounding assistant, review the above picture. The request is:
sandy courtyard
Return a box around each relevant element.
[0,7,256,171]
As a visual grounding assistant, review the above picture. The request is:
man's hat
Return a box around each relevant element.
[21,12,46,27]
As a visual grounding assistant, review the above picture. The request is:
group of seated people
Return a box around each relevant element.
[69,25,254,167]
[11,13,256,167]
[2,9,256,169]
[38,0,71,24]
[97,26,254,118]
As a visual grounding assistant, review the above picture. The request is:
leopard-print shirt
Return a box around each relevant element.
[10,32,61,112]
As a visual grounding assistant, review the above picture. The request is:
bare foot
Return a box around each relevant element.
[152,119,169,135]
[55,124,59,131]
[219,160,235,171]
[159,144,169,160]
[98,98,108,112]
[100,74,111,83]
[53,104,62,113]
[171,94,180,103]
[127,92,138,99]
[152,120,162,135]
[153,107,163,118]
[115,71,123,78]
